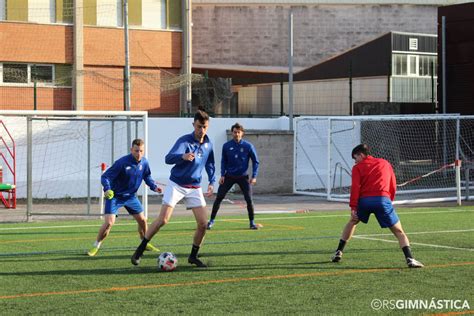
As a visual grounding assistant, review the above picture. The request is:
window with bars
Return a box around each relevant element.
[3,64,28,83]
[1,63,57,85]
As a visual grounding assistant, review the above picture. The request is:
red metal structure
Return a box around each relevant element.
[0,120,16,208]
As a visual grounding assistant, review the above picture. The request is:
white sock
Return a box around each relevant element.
[93,241,102,248]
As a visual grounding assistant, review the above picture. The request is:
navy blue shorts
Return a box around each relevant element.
[357,196,399,228]
[104,195,143,216]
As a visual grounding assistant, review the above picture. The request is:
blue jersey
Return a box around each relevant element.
[165,132,216,186]
[101,154,157,197]
[221,139,259,178]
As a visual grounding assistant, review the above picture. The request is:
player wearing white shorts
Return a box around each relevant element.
[131,109,215,268]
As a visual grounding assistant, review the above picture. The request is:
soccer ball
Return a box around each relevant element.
[157,252,178,272]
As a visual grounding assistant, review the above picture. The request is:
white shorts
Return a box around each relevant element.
[162,180,206,209]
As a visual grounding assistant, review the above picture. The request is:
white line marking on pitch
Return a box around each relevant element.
[356,228,474,237]
[0,209,472,231]
[353,235,474,252]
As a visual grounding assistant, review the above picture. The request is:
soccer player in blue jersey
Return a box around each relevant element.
[207,123,260,230]
[131,109,215,267]
[87,139,162,257]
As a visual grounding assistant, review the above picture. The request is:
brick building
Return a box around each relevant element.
[0,0,183,114]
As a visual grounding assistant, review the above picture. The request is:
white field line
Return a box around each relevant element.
[353,235,474,252]
[0,209,472,231]
[356,228,474,237]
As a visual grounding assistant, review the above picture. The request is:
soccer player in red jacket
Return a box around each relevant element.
[331,144,424,268]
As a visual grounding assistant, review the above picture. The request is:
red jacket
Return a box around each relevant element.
[349,155,396,209]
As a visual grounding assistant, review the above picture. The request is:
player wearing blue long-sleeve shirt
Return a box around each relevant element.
[132,110,215,268]
[87,139,162,257]
[208,123,260,230]
[165,132,216,186]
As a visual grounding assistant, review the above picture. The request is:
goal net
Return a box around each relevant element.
[0,110,148,220]
[294,115,474,204]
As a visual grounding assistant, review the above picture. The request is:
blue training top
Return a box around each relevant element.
[221,139,259,178]
[165,132,216,187]
[101,154,157,197]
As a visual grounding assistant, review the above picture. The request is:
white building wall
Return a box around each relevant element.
[28,0,55,23]
[142,0,166,29]
[97,0,122,27]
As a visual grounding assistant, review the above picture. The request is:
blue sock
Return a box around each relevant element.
[250,220,255,226]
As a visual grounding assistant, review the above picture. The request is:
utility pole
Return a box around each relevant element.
[124,0,131,145]
[288,9,294,131]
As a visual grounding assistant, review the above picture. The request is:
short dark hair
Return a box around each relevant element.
[194,109,209,123]
[352,144,370,158]
[231,122,244,132]
[132,139,144,147]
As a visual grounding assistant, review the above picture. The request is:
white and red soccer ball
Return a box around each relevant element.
[157,252,178,272]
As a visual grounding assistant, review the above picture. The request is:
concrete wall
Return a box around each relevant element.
[192,4,438,68]
[241,130,294,193]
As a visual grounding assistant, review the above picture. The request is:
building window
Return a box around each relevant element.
[1,63,56,85]
[5,0,28,22]
[0,0,5,20]
[419,55,437,77]
[56,0,73,24]
[393,54,407,76]
[167,0,182,29]
[54,64,72,86]
[408,55,418,76]
[393,54,437,78]
[31,65,54,83]
[3,64,28,83]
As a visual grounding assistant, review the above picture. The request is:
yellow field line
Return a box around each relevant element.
[1,261,473,300]
[221,219,305,230]
[427,310,474,315]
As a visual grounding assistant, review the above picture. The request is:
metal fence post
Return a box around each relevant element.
[27,116,32,221]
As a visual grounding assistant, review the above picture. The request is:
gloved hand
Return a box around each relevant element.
[104,189,114,200]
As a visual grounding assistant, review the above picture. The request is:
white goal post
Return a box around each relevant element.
[294,115,474,205]
[0,110,149,220]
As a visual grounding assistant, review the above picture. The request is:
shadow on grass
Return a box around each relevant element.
[0,247,399,262]
[0,231,100,236]
[0,247,406,276]
[0,259,401,277]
